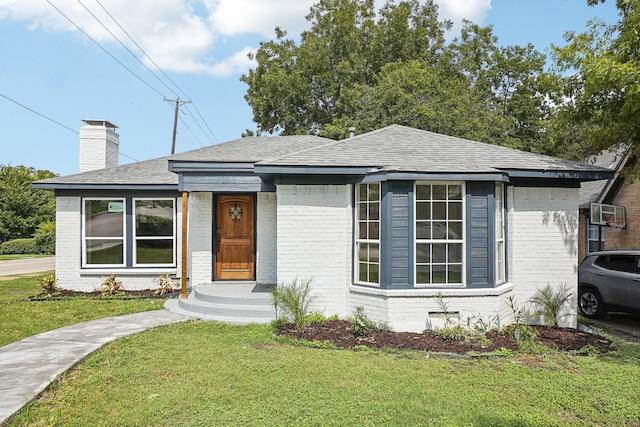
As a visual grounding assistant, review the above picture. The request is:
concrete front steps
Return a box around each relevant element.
[164,282,276,324]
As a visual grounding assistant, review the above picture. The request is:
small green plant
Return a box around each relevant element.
[302,311,327,325]
[504,295,537,343]
[270,317,290,330]
[429,293,469,341]
[529,283,573,327]
[37,274,60,298]
[467,314,500,334]
[349,306,377,337]
[271,278,316,331]
[438,324,468,341]
[506,295,525,326]
[99,274,123,296]
[153,273,177,295]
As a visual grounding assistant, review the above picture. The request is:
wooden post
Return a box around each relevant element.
[181,191,188,299]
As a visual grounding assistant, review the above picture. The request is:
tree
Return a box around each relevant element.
[552,0,640,161]
[242,0,562,158]
[241,0,449,136]
[0,165,56,243]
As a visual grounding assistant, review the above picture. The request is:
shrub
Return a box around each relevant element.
[349,306,377,337]
[0,237,38,255]
[529,283,573,327]
[99,274,123,296]
[302,311,327,325]
[271,278,316,331]
[153,273,177,295]
[37,274,60,298]
[33,221,55,254]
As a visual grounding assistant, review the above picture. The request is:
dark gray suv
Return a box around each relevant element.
[578,250,640,318]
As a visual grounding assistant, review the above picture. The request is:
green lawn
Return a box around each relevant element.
[0,254,50,261]
[0,275,163,347]
[7,321,640,426]
[3,276,640,426]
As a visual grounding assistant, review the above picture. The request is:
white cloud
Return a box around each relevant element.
[207,0,314,37]
[435,0,492,37]
[0,0,493,76]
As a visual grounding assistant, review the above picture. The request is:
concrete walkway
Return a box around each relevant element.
[0,310,192,424]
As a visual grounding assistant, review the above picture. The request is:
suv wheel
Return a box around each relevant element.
[578,287,606,319]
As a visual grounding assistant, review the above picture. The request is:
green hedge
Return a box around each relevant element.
[0,238,39,255]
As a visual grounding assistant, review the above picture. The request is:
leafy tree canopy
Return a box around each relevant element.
[552,0,640,161]
[242,0,564,156]
[0,165,56,242]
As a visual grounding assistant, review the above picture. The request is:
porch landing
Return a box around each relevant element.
[164,282,276,324]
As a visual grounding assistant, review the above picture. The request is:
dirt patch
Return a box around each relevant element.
[275,320,613,355]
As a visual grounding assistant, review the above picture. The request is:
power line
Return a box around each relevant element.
[46,0,164,98]
[0,92,78,134]
[165,98,191,154]
[93,0,219,145]
[46,0,219,150]
[1,92,140,162]
[77,0,179,99]
[93,0,181,98]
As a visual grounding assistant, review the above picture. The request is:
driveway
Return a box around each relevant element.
[582,312,640,343]
[0,257,55,280]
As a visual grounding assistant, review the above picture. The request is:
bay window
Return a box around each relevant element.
[495,183,506,284]
[356,183,380,284]
[415,183,464,285]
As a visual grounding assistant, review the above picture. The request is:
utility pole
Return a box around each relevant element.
[164,97,191,154]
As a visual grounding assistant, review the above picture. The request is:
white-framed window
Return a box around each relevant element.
[83,198,126,267]
[588,223,604,253]
[415,182,464,285]
[495,183,506,284]
[356,183,380,285]
[133,198,176,266]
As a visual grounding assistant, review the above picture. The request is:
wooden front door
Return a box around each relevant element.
[215,195,255,280]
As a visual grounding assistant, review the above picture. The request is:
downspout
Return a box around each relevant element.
[181,191,188,299]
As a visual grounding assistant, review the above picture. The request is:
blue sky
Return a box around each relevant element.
[0,0,619,176]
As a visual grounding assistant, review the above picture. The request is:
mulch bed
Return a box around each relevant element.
[275,319,613,355]
[29,289,179,300]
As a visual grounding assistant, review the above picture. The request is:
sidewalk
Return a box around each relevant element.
[0,257,55,280]
[0,310,191,424]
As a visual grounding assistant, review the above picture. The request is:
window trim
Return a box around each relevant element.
[82,197,126,268]
[414,181,466,287]
[495,183,506,284]
[132,198,177,267]
[82,196,178,269]
[587,223,604,254]
[355,183,381,286]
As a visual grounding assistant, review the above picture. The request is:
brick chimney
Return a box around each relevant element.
[78,120,119,173]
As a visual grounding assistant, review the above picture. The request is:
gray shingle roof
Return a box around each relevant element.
[259,125,611,174]
[35,157,177,187]
[35,125,613,189]
[170,134,332,163]
[578,145,630,207]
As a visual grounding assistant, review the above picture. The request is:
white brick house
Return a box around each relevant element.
[34,121,613,332]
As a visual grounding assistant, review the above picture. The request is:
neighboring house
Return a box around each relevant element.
[34,120,613,332]
[578,145,637,262]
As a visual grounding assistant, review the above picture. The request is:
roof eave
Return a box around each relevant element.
[501,169,614,181]
[32,183,179,191]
